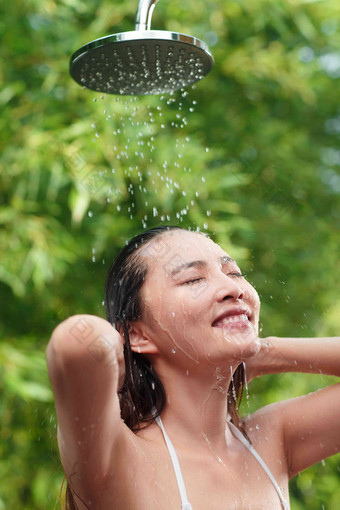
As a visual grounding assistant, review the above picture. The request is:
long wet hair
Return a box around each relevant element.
[65,225,248,508]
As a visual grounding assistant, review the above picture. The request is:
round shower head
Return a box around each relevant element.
[70,30,214,95]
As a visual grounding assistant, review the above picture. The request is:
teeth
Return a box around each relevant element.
[215,314,249,326]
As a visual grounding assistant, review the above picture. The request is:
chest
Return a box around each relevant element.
[158,450,287,509]
[98,439,289,510]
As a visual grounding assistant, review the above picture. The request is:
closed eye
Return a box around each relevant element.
[228,272,247,278]
[182,278,204,285]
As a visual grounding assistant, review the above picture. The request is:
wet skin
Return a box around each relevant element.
[113,230,288,509]
[136,230,261,372]
[48,230,340,509]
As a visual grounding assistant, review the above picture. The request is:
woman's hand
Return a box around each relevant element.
[243,337,269,382]
[244,335,340,383]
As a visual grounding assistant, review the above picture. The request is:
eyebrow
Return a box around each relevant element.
[170,256,236,277]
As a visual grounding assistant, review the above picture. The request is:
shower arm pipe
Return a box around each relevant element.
[135,0,160,31]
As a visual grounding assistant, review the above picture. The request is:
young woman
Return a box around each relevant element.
[47,226,340,509]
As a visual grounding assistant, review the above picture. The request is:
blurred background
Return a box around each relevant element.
[0,0,339,508]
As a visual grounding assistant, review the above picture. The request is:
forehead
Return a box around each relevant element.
[141,231,233,275]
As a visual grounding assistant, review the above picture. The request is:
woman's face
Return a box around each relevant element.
[138,230,261,369]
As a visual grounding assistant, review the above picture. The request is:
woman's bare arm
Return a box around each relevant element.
[245,336,340,477]
[46,314,125,490]
[246,336,340,381]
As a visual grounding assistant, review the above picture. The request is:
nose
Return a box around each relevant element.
[214,273,244,302]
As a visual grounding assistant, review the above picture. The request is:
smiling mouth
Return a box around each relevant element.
[212,313,252,328]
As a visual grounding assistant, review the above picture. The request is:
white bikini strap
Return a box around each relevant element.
[227,421,289,510]
[155,415,193,510]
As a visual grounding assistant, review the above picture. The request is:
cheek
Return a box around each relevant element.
[246,284,261,326]
[145,286,202,323]
[245,280,260,303]
[142,292,181,336]
[143,294,206,361]
[251,287,261,310]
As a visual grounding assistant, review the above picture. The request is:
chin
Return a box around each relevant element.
[212,326,260,362]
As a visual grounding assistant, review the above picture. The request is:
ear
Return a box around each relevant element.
[128,321,159,355]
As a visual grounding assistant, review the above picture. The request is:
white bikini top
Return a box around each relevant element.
[155,415,289,510]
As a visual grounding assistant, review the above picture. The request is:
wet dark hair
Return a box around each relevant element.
[65,225,248,508]
[105,225,176,429]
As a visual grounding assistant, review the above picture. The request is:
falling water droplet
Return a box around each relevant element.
[243,362,250,406]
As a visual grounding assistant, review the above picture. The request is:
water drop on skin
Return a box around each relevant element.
[171,348,176,354]
[222,329,231,343]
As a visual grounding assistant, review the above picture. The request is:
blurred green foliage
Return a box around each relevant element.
[1,0,339,507]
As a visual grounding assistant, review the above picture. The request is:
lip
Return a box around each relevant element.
[212,306,252,327]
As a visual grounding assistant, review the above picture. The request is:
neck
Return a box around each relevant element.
[153,361,242,451]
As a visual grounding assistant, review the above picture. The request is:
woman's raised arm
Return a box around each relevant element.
[246,336,340,382]
[245,336,340,478]
[46,314,125,491]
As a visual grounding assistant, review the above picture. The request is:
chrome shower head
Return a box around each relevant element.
[70,0,214,95]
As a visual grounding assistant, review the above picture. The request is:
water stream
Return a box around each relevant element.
[87,87,213,233]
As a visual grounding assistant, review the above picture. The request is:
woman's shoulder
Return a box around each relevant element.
[243,402,285,441]
[242,403,289,476]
